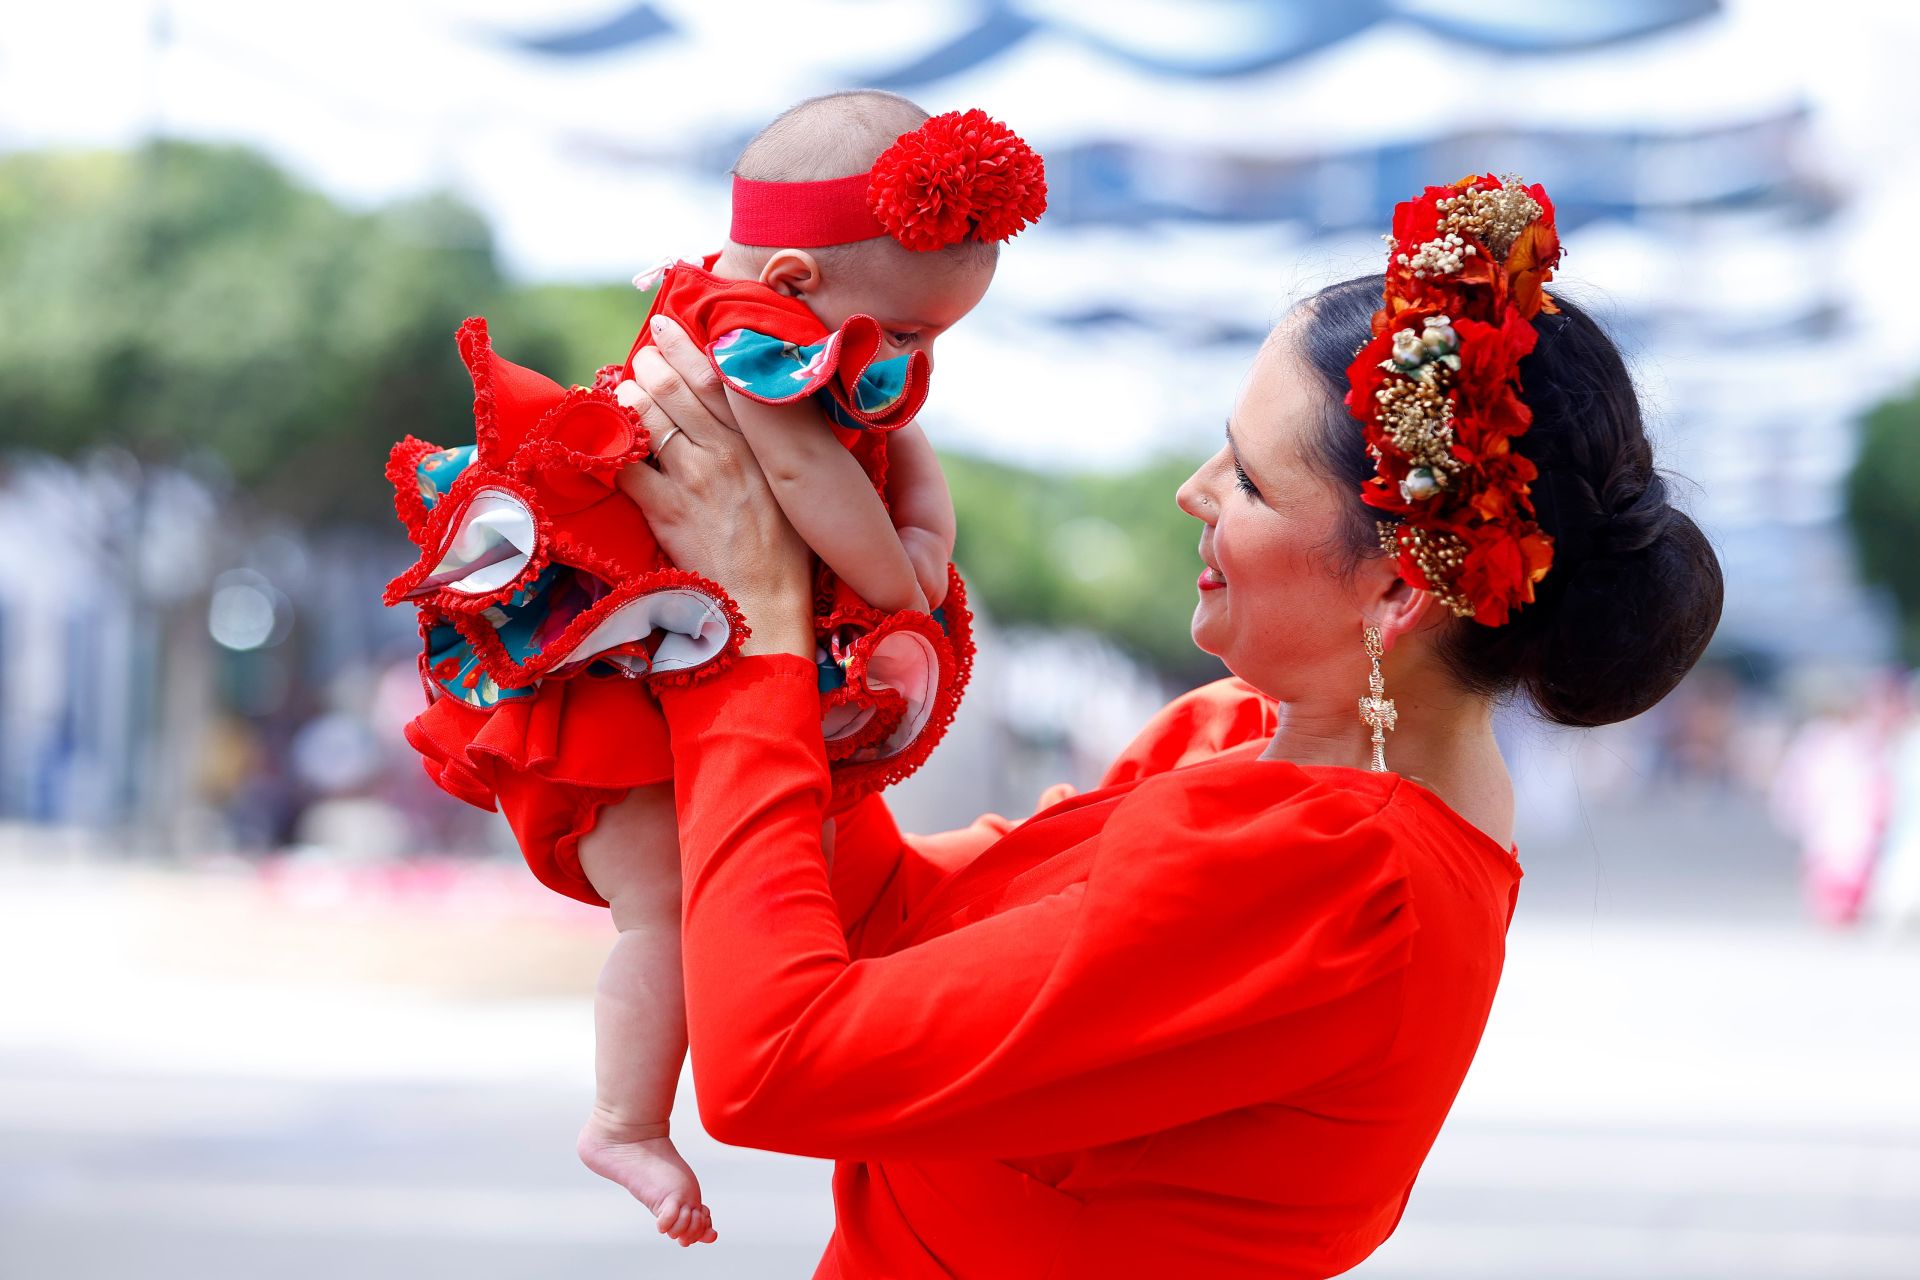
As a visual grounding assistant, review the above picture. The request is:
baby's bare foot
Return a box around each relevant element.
[577,1116,719,1247]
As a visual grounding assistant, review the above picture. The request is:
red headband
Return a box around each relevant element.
[729,109,1047,253]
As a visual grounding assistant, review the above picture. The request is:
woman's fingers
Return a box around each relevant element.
[630,354,711,455]
[615,454,674,515]
[648,314,734,424]
[631,325,732,445]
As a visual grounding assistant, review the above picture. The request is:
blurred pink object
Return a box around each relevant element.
[1771,706,1893,926]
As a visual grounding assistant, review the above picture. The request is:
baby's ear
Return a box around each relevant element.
[758,249,823,298]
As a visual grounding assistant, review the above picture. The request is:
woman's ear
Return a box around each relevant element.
[1365,555,1448,651]
[759,249,823,298]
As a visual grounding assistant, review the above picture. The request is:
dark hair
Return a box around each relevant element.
[1296,275,1723,728]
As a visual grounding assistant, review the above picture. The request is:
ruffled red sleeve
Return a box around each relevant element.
[660,655,1417,1160]
[630,262,930,432]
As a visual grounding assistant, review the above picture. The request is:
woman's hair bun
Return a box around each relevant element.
[1299,277,1723,728]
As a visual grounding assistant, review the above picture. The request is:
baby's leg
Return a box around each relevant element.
[575,783,717,1247]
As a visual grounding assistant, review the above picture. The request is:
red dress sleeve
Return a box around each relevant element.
[1098,675,1279,786]
[825,792,1021,957]
[631,262,930,431]
[660,656,1417,1161]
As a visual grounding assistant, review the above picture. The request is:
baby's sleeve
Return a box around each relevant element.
[707,316,929,432]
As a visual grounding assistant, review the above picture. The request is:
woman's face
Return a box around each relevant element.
[1176,320,1368,697]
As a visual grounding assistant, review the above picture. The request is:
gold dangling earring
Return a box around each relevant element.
[1357,626,1397,773]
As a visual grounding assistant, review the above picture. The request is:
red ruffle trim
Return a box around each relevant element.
[447,563,748,692]
[708,313,930,433]
[380,469,553,615]
[825,566,977,808]
[510,385,651,503]
[386,435,444,546]
[456,316,503,460]
[404,670,679,909]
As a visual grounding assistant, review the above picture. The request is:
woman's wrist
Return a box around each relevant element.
[735,587,814,659]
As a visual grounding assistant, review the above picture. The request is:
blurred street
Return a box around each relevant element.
[5,789,1918,1280]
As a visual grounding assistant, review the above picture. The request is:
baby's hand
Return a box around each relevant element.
[1034,782,1079,814]
[577,1115,719,1247]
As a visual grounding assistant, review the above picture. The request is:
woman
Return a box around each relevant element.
[594,177,1723,1277]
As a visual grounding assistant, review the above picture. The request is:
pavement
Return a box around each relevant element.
[3,788,1918,1279]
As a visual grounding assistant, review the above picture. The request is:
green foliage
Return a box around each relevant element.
[1846,382,1920,660]
[946,451,1221,679]
[486,281,654,388]
[0,140,1217,675]
[0,142,503,522]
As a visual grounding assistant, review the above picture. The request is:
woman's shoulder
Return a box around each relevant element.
[1088,754,1407,924]
[1079,757,1420,1019]
[1098,676,1279,787]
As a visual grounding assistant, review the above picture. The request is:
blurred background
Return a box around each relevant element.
[5,1,1920,1276]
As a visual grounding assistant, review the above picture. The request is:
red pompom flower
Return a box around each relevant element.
[867,109,1048,252]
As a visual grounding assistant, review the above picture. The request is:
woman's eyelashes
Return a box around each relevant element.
[1232,457,1261,498]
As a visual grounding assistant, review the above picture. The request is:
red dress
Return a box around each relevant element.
[382,261,973,905]
[659,656,1523,1279]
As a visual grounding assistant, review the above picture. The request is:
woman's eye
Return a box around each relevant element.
[1233,459,1260,497]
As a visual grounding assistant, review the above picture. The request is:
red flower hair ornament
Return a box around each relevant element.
[729,109,1047,252]
[1345,174,1564,626]
[867,109,1047,250]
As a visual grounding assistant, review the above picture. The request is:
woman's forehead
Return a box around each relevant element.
[1232,328,1322,466]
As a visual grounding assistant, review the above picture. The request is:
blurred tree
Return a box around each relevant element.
[0,142,648,523]
[0,140,1217,677]
[1845,381,1920,660]
[946,451,1221,680]
[489,280,654,388]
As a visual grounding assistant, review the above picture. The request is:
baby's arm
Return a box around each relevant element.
[882,422,956,611]
[727,390,928,614]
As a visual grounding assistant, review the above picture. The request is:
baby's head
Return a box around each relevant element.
[724,91,1039,360]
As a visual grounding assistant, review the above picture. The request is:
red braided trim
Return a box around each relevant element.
[455,316,503,463]
[823,684,907,761]
[449,564,745,691]
[641,569,751,690]
[823,606,962,802]
[386,435,444,548]
[509,385,651,481]
[380,470,551,613]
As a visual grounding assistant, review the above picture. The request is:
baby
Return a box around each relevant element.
[381,89,1045,1248]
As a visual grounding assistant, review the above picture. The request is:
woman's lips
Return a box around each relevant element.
[1198,567,1227,591]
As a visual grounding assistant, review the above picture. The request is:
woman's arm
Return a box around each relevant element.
[618,319,1412,1161]
[657,658,1411,1160]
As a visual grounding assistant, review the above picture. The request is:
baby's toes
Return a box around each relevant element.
[653,1194,683,1232]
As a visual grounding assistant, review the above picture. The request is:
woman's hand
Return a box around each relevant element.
[616,316,813,659]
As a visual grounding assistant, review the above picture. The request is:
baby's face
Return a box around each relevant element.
[805,248,996,364]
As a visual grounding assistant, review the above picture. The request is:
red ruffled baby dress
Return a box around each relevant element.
[383,262,975,906]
